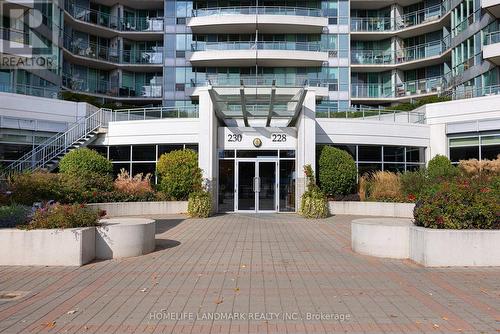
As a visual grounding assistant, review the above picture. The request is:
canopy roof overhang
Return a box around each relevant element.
[208,81,307,127]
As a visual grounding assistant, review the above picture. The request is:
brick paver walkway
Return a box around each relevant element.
[0,214,499,334]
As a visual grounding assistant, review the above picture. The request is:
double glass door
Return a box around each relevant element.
[237,159,277,212]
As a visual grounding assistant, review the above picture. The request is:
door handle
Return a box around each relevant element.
[253,177,260,193]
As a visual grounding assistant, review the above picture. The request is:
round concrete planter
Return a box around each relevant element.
[351,218,412,259]
[96,218,155,260]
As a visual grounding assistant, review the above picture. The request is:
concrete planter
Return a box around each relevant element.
[330,201,414,218]
[0,227,95,266]
[351,218,411,259]
[88,201,187,217]
[410,227,500,267]
[96,218,156,259]
[351,218,500,266]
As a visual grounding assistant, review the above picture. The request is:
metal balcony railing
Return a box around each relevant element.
[443,84,500,100]
[351,40,448,65]
[316,107,426,124]
[192,6,323,17]
[485,31,500,45]
[111,106,199,120]
[351,3,446,32]
[0,83,60,99]
[63,35,163,65]
[65,2,164,32]
[351,76,444,98]
[192,41,322,52]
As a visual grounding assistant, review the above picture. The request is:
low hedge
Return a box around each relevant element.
[299,165,329,219]
[188,191,212,218]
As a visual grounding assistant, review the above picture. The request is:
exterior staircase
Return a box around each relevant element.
[4,108,112,175]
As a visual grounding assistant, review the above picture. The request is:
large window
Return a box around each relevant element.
[92,144,198,183]
[317,144,425,175]
[449,133,500,163]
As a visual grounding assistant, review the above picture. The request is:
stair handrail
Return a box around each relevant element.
[5,108,112,173]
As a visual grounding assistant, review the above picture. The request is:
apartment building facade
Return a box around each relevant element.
[0,0,499,213]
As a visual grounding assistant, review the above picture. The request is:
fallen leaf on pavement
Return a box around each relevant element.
[66,310,77,315]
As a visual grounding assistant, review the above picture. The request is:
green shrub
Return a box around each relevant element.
[319,146,357,196]
[188,191,212,218]
[400,169,428,201]
[8,172,62,205]
[0,204,31,228]
[157,149,202,200]
[413,176,500,229]
[59,148,112,176]
[299,165,329,219]
[427,154,458,180]
[22,203,105,230]
[59,172,114,203]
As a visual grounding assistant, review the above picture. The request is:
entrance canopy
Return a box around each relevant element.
[208,80,307,127]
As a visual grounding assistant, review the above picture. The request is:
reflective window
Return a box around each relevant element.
[448,133,500,163]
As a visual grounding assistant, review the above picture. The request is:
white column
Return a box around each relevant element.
[296,90,316,207]
[197,88,219,210]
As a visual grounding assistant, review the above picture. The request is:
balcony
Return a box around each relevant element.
[188,41,327,67]
[64,3,164,38]
[483,31,500,65]
[62,75,162,100]
[351,3,450,40]
[188,6,327,34]
[351,40,450,71]
[63,35,162,70]
[482,0,500,18]
[0,83,60,99]
[351,76,444,102]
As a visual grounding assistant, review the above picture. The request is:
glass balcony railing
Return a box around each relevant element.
[316,107,425,124]
[192,6,323,17]
[62,75,162,98]
[0,83,60,99]
[351,76,444,98]
[112,107,199,121]
[65,2,164,32]
[189,75,334,88]
[351,3,446,32]
[444,84,500,100]
[192,41,322,52]
[63,35,163,65]
[351,40,448,65]
[485,31,500,45]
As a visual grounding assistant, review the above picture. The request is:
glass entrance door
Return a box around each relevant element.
[236,160,277,212]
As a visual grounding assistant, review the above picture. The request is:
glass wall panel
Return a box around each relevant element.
[384,146,405,162]
[450,146,479,162]
[279,160,296,212]
[218,160,235,212]
[109,146,131,161]
[358,146,382,161]
[132,145,156,161]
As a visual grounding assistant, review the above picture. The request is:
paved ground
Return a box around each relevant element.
[0,214,499,334]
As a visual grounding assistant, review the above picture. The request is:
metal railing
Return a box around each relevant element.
[351,3,445,32]
[192,6,323,17]
[351,40,448,65]
[5,108,112,173]
[351,76,444,98]
[0,83,60,99]
[63,35,163,65]
[443,84,500,100]
[65,2,164,32]
[192,41,322,52]
[316,107,426,124]
[112,106,199,121]
[485,31,500,45]
[62,74,163,98]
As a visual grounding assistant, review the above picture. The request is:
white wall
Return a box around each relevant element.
[0,91,90,124]
[94,118,199,146]
[415,95,500,160]
[316,118,430,147]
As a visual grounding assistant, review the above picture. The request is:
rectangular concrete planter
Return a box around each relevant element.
[0,227,95,266]
[88,201,188,217]
[410,226,500,267]
[329,201,414,218]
